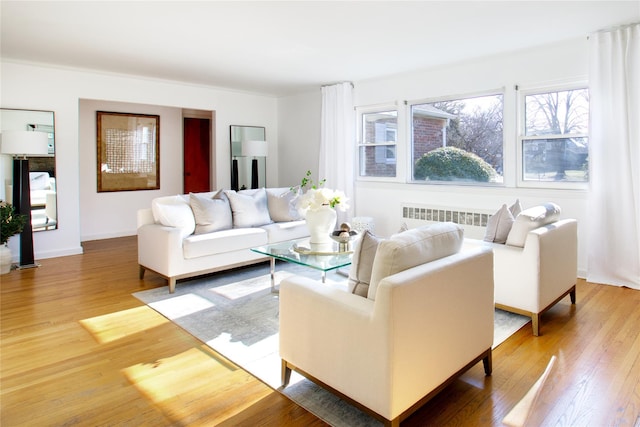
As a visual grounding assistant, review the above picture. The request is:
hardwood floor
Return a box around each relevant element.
[1,236,639,426]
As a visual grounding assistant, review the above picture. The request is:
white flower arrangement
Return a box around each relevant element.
[293,170,349,214]
[297,187,349,213]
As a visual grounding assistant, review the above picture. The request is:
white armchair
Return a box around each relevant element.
[279,226,494,427]
[491,218,577,336]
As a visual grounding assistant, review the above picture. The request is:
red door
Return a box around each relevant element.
[183,118,211,193]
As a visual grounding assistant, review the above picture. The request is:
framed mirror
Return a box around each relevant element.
[230,125,266,190]
[0,108,57,232]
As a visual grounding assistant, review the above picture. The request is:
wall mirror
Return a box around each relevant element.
[0,108,57,232]
[230,125,266,190]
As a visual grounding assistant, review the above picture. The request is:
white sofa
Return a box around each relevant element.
[137,187,308,293]
[29,171,56,208]
[279,223,495,426]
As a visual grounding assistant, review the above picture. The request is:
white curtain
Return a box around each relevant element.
[319,82,355,222]
[587,23,640,289]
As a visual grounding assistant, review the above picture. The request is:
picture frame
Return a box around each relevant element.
[97,111,160,192]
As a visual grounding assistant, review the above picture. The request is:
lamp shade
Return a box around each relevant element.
[241,140,268,157]
[1,130,49,156]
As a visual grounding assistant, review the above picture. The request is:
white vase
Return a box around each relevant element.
[305,206,337,244]
[0,245,12,275]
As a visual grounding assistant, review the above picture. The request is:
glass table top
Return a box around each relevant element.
[251,238,353,273]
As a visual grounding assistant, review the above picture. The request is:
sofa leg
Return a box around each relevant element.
[570,286,576,304]
[532,313,540,336]
[139,265,146,279]
[169,277,176,293]
[281,360,292,387]
[482,350,492,376]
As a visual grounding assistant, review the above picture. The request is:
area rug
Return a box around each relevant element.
[134,262,529,426]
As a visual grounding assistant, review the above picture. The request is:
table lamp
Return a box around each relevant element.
[241,140,268,189]
[0,130,50,268]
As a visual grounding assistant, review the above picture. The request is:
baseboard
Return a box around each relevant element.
[35,246,84,260]
[81,230,136,242]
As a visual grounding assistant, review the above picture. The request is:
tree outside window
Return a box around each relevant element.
[521,88,589,183]
[411,93,504,183]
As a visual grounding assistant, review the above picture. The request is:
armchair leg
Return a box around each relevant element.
[281,360,292,387]
[169,277,176,293]
[482,350,493,376]
[570,286,576,304]
[139,265,146,279]
[532,313,540,336]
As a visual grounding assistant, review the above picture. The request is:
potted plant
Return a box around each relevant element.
[0,201,27,274]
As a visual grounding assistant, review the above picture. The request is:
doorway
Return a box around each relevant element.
[183,111,214,193]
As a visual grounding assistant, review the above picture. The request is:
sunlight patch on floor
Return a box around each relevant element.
[80,306,168,343]
[148,293,215,319]
[209,274,275,299]
[123,347,272,424]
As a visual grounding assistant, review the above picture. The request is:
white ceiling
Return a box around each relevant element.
[1,1,638,97]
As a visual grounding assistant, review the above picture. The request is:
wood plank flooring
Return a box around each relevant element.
[1,236,639,426]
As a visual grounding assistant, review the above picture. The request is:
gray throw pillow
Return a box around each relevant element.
[189,191,233,234]
[225,188,273,228]
[347,230,382,297]
[484,203,515,243]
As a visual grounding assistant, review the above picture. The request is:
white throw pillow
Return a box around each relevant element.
[484,204,515,244]
[266,187,303,222]
[189,191,233,234]
[225,188,273,228]
[506,202,562,248]
[151,195,196,238]
[367,222,464,300]
[347,230,382,297]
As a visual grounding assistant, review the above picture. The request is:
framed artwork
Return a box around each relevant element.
[97,111,160,192]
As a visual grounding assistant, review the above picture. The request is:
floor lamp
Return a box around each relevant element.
[0,130,50,269]
[231,156,239,191]
[241,140,268,189]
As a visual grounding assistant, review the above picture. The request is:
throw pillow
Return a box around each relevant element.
[396,222,409,234]
[509,199,523,217]
[347,230,382,297]
[484,204,515,243]
[151,195,196,238]
[506,202,562,248]
[367,222,464,300]
[225,188,272,228]
[189,191,233,234]
[266,187,303,222]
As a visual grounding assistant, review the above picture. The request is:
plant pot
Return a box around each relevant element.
[305,206,337,244]
[0,245,12,274]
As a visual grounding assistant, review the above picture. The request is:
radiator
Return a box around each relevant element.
[401,203,494,239]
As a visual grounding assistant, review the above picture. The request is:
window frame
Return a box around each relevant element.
[516,81,589,190]
[356,103,402,182]
[406,89,506,186]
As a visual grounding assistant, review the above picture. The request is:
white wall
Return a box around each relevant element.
[78,99,186,240]
[1,61,278,257]
[277,90,322,188]
[279,38,591,276]
[3,37,593,275]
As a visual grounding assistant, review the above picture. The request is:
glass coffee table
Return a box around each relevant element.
[251,238,353,293]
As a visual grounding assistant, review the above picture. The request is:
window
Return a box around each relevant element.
[358,109,397,177]
[519,87,589,185]
[410,93,504,184]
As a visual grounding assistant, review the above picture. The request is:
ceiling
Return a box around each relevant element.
[1,1,638,97]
